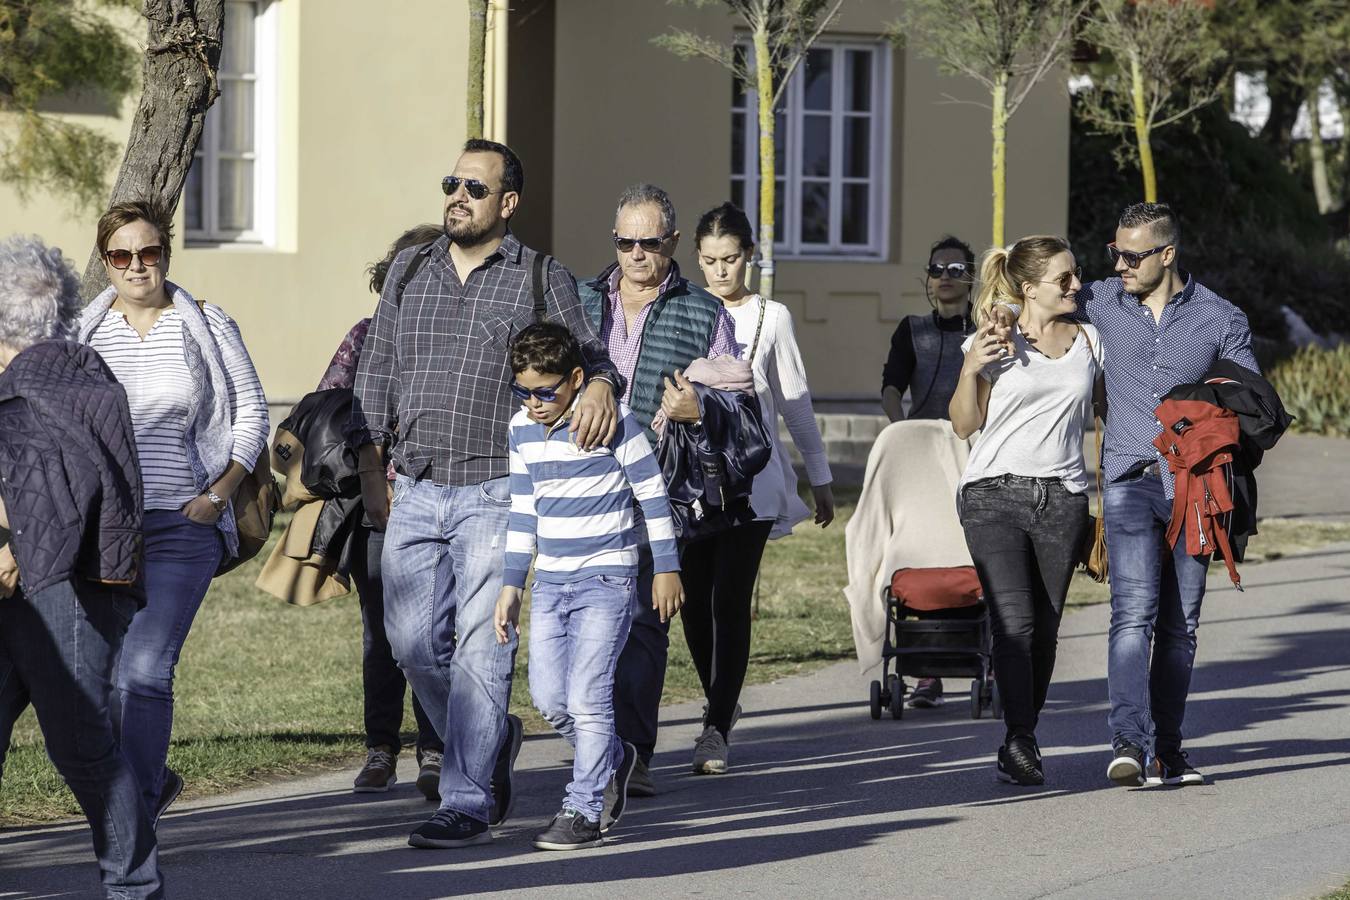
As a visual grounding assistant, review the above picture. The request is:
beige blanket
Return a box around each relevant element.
[842,419,973,672]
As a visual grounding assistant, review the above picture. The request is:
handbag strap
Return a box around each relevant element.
[1077,324,1105,519]
[748,295,767,362]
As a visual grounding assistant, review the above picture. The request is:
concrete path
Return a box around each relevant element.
[4,542,1350,899]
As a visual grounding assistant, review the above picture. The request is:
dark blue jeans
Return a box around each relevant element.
[612,522,660,766]
[112,509,223,815]
[350,524,439,753]
[960,476,1090,740]
[0,579,163,899]
[1104,471,1210,754]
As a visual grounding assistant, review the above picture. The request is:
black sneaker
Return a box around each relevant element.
[1154,749,1204,786]
[996,735,1044,786]
[907,677,945,709]
[533,807,603,852]
[1107,741,1146,787]
[489,714,523,827]
[153,768,184,830]
[408,809,492,849]
[602,741,637,833]
[626,757,656,797]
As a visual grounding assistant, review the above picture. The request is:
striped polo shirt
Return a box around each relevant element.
[503,401,680,588]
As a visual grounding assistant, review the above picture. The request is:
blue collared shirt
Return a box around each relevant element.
[1081,274,1258,497]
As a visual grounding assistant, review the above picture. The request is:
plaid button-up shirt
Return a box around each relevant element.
[349,232,619,486]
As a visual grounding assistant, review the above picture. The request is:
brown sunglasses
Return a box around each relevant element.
[104,246,165,269]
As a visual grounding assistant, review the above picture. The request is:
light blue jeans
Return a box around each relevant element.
[528,574,634,821]
[381,473,515,823]
[1105,471,1210,754]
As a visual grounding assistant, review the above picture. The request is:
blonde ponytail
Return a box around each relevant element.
[973,246,1017,327]
[973,235,1072,326]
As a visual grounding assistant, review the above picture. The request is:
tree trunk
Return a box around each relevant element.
[1131,52,1157,203]
[466,0,488,140]
[80,0,224,300]
[754,25,776,301]
[1259,66,1301,163]
[990,72,1008,248]
[1307,80,1334,215]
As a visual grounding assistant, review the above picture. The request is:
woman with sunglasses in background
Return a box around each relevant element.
[949,235,1101,787]
[686,201,834,776]
[881,236,977,424]
[878,235,977,708]
[77,198,269,824]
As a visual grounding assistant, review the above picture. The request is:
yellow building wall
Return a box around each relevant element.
[549,0,1070,399]
[0,0,470,406]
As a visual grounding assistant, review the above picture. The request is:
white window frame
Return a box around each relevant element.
[186,0,278,246]
[732,39,891,261]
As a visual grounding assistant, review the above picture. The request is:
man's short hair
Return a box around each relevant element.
[463,138,524,195]
[616,183,677,234]
[1118,202,1179,249]
[510,322,583,377]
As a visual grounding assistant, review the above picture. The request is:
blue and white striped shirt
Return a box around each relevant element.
[503,402,680,588]
[1082,275,1258,497]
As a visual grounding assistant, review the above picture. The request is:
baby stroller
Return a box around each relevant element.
[868,565,1000,721]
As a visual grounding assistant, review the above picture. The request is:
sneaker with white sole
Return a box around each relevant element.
[907,677,945,708]
[1152,749,1204,786]
[1107,740,1146,787]
[692,726,729,775]
[408,809,492,849]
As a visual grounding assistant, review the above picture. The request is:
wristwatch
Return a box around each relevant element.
[206,490,228,512]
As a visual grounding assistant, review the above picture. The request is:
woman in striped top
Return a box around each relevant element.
[77,198,269,823]
[687,202,835,776]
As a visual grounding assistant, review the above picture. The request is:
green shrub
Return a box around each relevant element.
[1269,344,1350,436]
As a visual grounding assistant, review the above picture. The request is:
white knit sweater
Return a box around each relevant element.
[725,295,832,539]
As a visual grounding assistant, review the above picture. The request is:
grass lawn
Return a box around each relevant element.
[2,492,1346,824]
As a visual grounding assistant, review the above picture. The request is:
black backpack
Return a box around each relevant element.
[395,241,551,321]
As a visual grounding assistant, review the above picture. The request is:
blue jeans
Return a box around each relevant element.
[381,474,515,823]
[1105,472,1210,754]
[0,579,163,899]
[113,509,223,814]
[528,575,634,821]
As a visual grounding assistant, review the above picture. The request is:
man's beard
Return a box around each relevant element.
[444,209,495,248]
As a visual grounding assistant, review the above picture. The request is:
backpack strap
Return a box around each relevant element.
[394,242,438,304]
[532,251,551,322]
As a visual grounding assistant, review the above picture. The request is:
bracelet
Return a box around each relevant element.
[205,490,228,512]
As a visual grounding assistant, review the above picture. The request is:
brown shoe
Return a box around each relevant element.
[353,745,397,793]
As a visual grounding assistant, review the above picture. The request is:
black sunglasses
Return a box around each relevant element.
[1107,243,1168,269]
[104,246,164,269]
[613,232,672,253]
[1038,266,1083,292]
[441,176,504,200]
[926,262,972,280]
[510,374,569,403]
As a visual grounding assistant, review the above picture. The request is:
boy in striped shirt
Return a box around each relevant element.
[493,323,683,851]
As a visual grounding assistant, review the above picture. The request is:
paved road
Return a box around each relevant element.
[4,543,1349,899]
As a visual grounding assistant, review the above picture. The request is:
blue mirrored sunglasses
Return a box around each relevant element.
[509,374,568,403]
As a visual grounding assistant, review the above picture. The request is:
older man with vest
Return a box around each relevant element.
[577,183,740,796]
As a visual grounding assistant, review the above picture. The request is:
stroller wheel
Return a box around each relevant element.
[991,682,1004,720]
[869,680,882,720]
[888,675,904,719]
[970,679,984,719]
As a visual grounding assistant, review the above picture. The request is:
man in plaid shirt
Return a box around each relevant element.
[349,139,621,849]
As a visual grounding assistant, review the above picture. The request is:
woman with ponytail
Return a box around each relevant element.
[950,236,1102,786]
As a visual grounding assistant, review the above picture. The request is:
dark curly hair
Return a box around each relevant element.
[368,224,442,294]
[510,322,583,377]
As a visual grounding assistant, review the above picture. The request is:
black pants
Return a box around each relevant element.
[350,525,440,753]
[614,532,662,765]
[680,520,773,736]
[960,476,1089,741]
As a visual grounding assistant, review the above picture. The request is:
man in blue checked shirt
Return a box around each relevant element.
[1076,203,1258,789]
[494,323,683,851]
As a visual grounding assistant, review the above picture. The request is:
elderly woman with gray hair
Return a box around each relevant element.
[0,235,163,898]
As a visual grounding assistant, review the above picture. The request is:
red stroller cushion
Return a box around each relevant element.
[890,566,983,612]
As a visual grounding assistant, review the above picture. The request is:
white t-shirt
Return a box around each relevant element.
[959,323,1103,493]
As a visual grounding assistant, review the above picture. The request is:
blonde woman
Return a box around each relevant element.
[950,235,1102,786]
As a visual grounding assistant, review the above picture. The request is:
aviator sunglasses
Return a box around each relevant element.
[1038,266,1083,292]
[1107,242,1169,269]
[613,232,672,253]
[104,246,164,269]
[510,374,569,403]
[926,261,972,280]
[441,176,505,200]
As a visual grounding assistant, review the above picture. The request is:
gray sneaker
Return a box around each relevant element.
[353,746,397,793]
[415,749,442,802]
[626,758,656,797]
[692,726,729,775]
